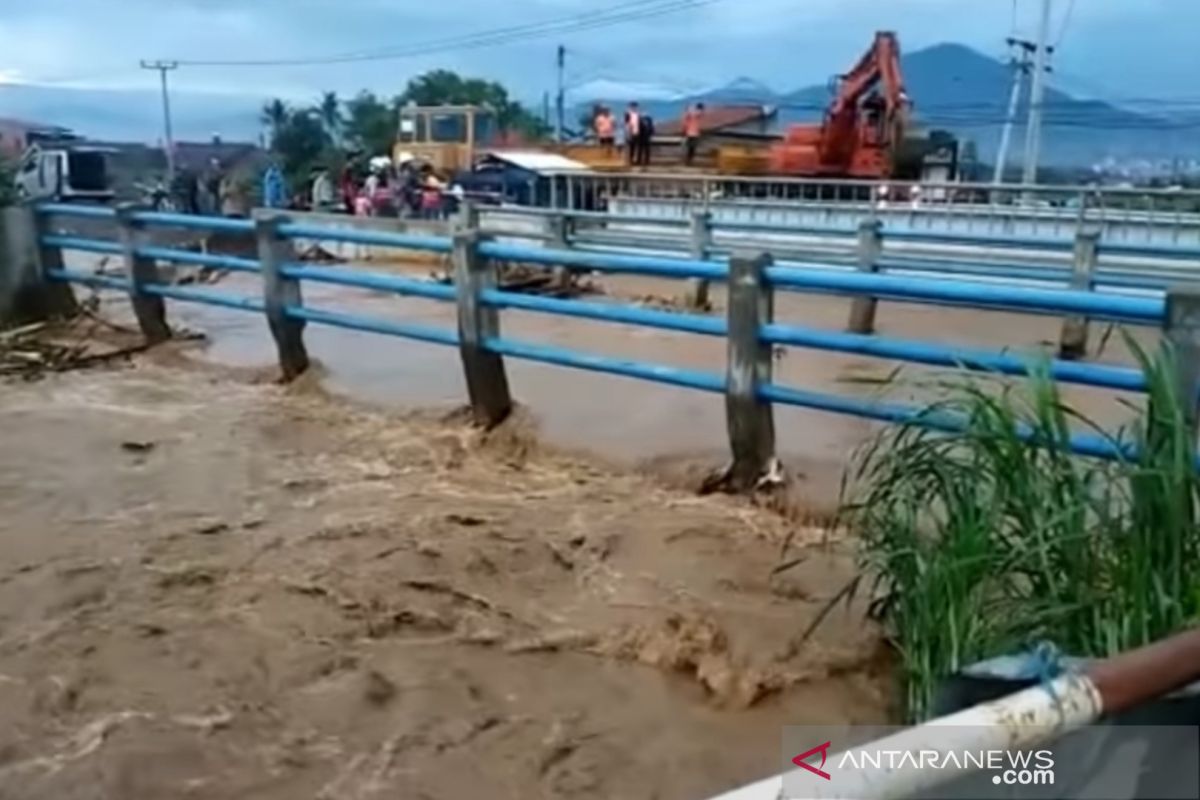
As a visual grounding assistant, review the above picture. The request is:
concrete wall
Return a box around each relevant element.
[0,205,76,325]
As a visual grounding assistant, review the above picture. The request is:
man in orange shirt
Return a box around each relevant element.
[683,102,704,166]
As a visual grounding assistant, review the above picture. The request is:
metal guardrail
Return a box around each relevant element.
[29,202,1200,481]
[483,204,1200,294]
[541,173,1200,250]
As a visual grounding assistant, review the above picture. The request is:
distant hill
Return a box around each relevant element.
[0,84,262,144]
[578,43,1198,167]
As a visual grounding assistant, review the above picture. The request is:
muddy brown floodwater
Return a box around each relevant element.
[1,253,1162,799]
[0,350,890,800]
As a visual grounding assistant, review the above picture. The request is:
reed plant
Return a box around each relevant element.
[843,339,1200,720]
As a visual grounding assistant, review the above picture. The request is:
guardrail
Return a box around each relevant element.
[483,204,1200,349]
[26,201,1200,484]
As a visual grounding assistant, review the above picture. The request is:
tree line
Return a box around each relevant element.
[261,69,549,187]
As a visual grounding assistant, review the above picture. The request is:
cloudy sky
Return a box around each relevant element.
[0,0,1197,104]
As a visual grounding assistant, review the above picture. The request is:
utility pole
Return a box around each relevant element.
[1021,0,1053,187]
[141,60,179,182]
[555,45,566,143]
[993,39,1033,185]
[542,91,551,131]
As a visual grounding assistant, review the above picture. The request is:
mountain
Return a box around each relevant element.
[577,43,1197,168]
[0,84,263,144]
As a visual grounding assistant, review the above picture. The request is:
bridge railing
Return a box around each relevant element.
[27,201,1200,485]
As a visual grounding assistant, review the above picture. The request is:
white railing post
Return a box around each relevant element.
[116,203,171,343]
[454,203,512,428]
[256,214,309,380]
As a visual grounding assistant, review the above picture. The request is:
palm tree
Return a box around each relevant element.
[260,98,290,145]
[317,91,343,146]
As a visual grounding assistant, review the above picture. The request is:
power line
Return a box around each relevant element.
[1053,0,1077,47]
[173,0,722,68]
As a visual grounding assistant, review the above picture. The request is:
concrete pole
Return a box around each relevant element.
[141,60,179,183]
[993,46,1027,186]
[1021,0,1053,187]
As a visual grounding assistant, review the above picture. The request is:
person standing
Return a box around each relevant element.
[637,114,655,167]
[262,162,287,209]
[310,167,335,212]
[624,102,641,166]
[683,102,704,166]
[594,105,615,157]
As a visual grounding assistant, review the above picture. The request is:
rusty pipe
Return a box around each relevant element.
[708,626,1200,800]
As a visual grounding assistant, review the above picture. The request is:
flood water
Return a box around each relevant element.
[148,257,1157,509]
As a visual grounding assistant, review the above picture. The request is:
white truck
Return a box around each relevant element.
[13,144,115,203]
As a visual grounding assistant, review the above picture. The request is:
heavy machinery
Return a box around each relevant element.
[393,103,497,175]
[13,143,115,203]
[769,31,914,178]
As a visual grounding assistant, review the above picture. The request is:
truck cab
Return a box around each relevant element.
[14,144,115,203]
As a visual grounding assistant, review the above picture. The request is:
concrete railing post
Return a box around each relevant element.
[1164,286,1200,436]
[547,211,575,290]
[454,204,512,428]
[256,214,309,381]
[0,205,77,325]
[847,219,883,334]
[723,251,777,492]
[115,203,171,343]
[1059,228,1100,360]
[685,210,713,310]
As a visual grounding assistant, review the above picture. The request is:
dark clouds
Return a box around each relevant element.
[0,0,1194,102]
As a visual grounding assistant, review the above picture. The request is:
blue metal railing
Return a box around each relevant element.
[33,203,1189,466]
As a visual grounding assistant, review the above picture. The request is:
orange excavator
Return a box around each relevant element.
[769,31,912,178]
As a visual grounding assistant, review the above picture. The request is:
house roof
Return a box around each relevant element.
[175,141,265,171]
[656,104,776,137]
[482,150,592,174]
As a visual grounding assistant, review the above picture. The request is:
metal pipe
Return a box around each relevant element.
[485,335,726,394]
[765,265,1165,323]
[286,305,459,347]
[40,235,123,255]
[130,210,255,233]
[478,240,726,281]
[45,268,132,292]
[480,289,726,337]
[711,627,1200,800]
[35,202,117,219]
[276,223,452,253]
[140,283,265,312]
[760,323,1146,392]
[281,263,456,302]
[135,245,259,273]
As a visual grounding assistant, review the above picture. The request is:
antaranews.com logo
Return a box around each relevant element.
[793,741,1055,787]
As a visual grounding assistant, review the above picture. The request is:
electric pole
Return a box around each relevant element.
[993,39,1033,185]
[555,45,566,143]
[1021,0,1053,187]
[141,60,179,182]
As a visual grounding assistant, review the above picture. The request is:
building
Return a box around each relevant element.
[457,151,594,208]
[651,104,779,166]
[0,118,77,158]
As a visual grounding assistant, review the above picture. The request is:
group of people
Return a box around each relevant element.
[167,159,249,216]
[261,154,461,219]
[591,101,706,167]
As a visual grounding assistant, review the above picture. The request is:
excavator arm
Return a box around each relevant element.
[821,31,909,164]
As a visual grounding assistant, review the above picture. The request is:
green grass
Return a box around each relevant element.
[842,338,1200,721]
